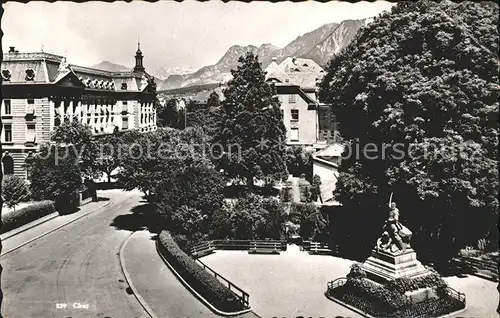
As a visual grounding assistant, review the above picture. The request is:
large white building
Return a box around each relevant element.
[1,44,157,178]
[264,56,337,148]
[265,57,343,205]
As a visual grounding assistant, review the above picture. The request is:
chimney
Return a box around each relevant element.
[272,57,277,62]
[292,56,297,64]
[9,46,15,53]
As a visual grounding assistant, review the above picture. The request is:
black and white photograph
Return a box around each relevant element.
[0,1,498,317]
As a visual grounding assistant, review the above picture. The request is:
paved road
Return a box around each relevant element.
[123,231,261,318]
[0,189,149,318]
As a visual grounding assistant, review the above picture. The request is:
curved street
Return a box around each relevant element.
[0,189,149,318]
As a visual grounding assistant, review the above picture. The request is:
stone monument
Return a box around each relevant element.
[361,198,430,284]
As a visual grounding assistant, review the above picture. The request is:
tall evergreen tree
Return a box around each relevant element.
[216,52,288,190]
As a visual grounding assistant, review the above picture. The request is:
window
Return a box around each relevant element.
[2,69,11,81]
[26,124,36,143]
[26,99,35,115]
[3,124,12,142]
[122,117,129,130]
[3,99,11,115]
[291,109,299,121]
[280,109,284,119]
[121,83,128,90]
[288,94,296,103]
[25,69,35,81]
[290,128,299,141]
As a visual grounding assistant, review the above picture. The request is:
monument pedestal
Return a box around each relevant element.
[360,248,431,284]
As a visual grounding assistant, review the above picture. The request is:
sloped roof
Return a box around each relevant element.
[2,51,153,93]
[1,60,47,83]
[313,143,344,158]
[264,57,325,89]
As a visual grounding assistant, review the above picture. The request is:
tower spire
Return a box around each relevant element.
[134,38,145,73]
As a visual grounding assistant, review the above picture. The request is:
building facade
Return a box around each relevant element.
[264,57,337,149]
[265,57,342,204]
[1,45,157,178]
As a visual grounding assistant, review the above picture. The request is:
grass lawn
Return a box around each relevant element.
[200,245,499,318]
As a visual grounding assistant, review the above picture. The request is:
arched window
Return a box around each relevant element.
[2,152,14,175]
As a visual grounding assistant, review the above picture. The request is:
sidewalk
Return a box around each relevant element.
[0,198,110,257]
[122,230,261,318]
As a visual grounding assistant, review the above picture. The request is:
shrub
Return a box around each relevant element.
[384,273,448,294]
[346,263,367,280]
[2,175,30,210]
[344,278,408,310]
[1,200,56,234]
[158,231,246,312]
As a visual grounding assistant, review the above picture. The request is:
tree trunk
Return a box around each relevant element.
[107,173,111,183]
[246,174,254,192]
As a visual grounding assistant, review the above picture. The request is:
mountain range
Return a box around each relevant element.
[91,18,369,90]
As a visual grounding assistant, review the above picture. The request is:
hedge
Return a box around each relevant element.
[384,272,447,294]
[1,201,56,234]
[158,231,246,312]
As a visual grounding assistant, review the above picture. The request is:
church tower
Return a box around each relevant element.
[133,41,145,73]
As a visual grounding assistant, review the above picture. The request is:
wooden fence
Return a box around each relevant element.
[190,239,287,258]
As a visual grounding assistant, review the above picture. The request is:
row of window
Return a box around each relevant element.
[2,99,154,116]
[2,99,35,116]
[1,123,36,143]
[1,69,35,81]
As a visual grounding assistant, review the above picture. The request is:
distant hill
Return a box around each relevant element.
[90,61,131,72]
[160,18,369,90]
[91,17,372,91]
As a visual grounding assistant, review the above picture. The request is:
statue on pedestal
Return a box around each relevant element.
[377,197,413,254]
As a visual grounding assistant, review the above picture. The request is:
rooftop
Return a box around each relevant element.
[264,57,325,89]
[2,47,154,92]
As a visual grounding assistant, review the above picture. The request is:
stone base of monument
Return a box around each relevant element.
[360,248,431,285]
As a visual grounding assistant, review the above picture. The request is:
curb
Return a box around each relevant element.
[0,212,59,241]
[0,200,111,258]
[324,292,468,318]
[155,239,253,317]
[118,231,156,318]
[324,292,374,318]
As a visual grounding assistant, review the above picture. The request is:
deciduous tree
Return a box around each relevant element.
[318,0,499,267]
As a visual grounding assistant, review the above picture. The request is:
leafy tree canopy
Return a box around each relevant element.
[50,118,100,178]
[318,0,499,262]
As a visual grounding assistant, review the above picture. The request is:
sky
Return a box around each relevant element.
[1,1,393,75]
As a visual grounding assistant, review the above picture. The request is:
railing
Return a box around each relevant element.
[446,286,466,304]
[191,241,215,258]
[195,258,250,309]
[310,241,332,254]
[326,277,347,294]
[190,239,287,256]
